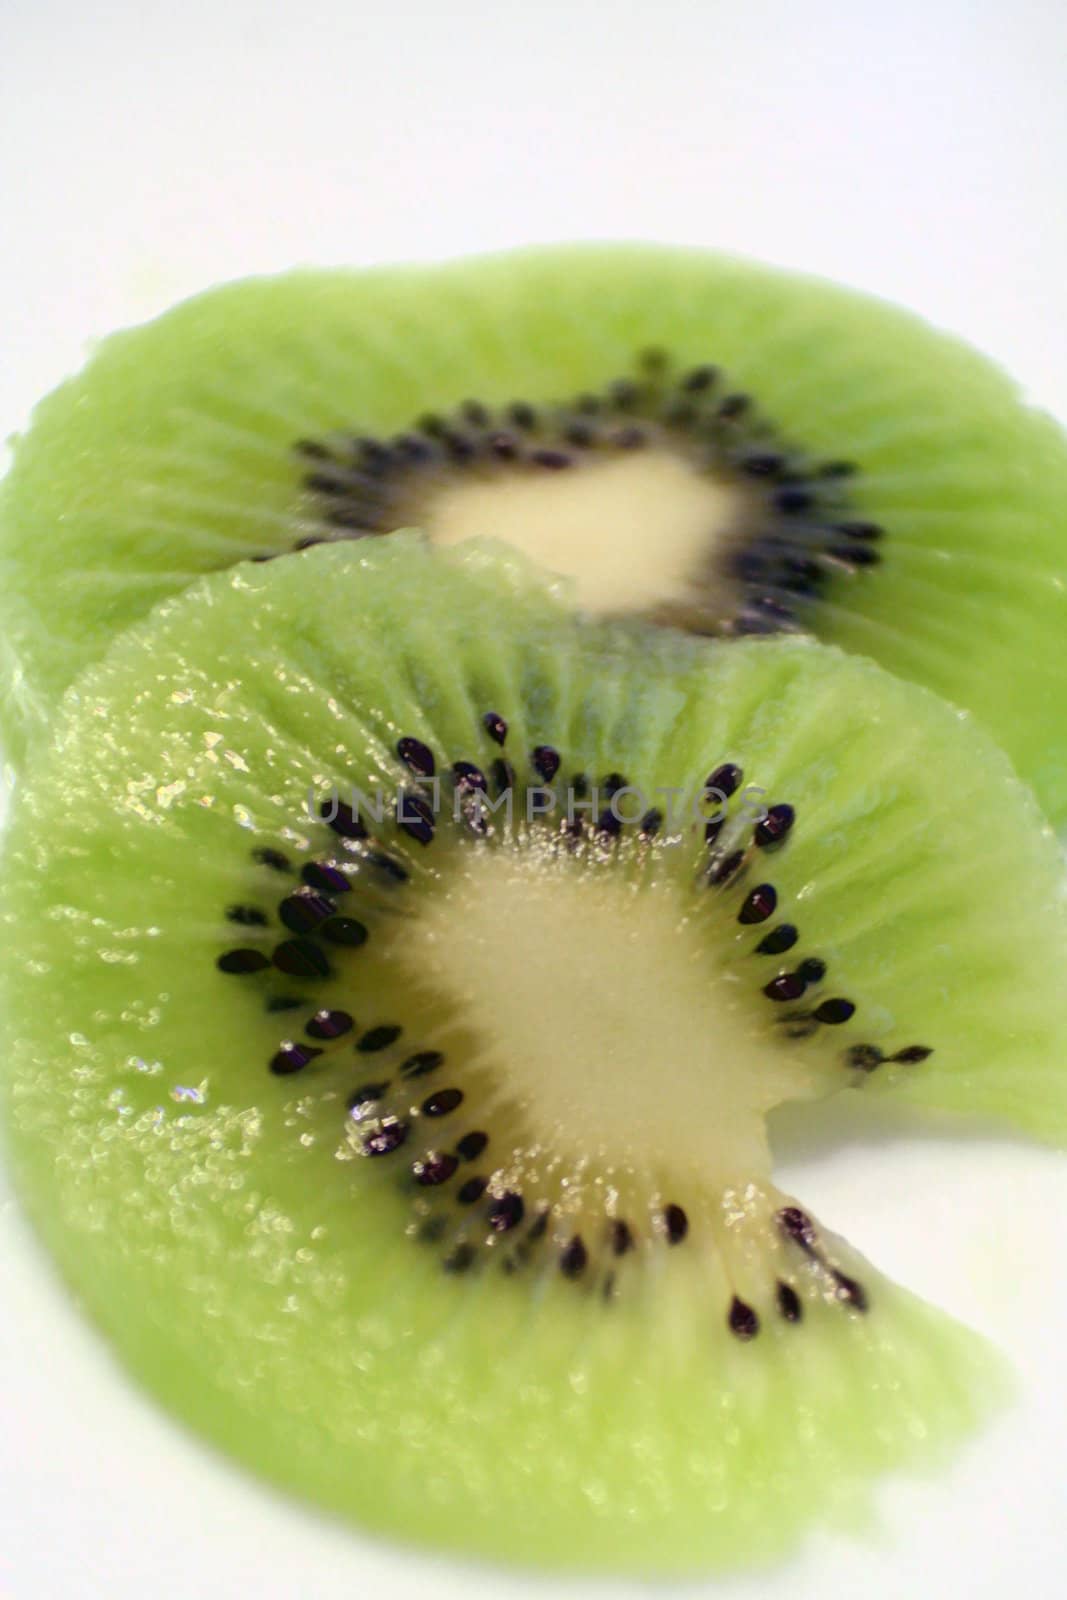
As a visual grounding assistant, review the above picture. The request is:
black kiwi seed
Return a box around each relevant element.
[266,995,304,1013]
[756,923,798,956]
[531,447,572,470]
[832,1270,869,1312]
[322,800,367,840]
[279,892,335,934]
[357,1024,402,1053]
[813,998,855,1025]
[777,1206,817,1249]
[363,1118,409,1156]
[682,363,717,392]
[422,1087,463,1117]
[663,1204,689,1244]
[611,1219,635,1256]
[355,436,391,469]
[396,791,435,846]
[397,736,435,777]
[708,849,745,886]
[303,472,347,498]
[508,402,537,430]
[776,1281,803,1323]
[739,451,786,478]
[704,817,725,847]
[452,761,488,791]
[217,948,270,975]
[596,809,622,839]
[320,916,368,948]
[456,1130,488,1161]
[253,847,291,872]
[796,957,827,984]
[639,808,663,838]
[834,544,881,568]
[891,1044,933,1063]
[531,745,561,783]
[560,1237,588,1278]
[774,486,814,515]
[272,939,331,979]
[738,884,777,925]
[457,1176,488,1205]
[763,972,806,1003]
[728,1297,760,1340]
[225,905,268,927]
[269,1042,324,1076]
[348,1081,389,1109]
[491,758,515,796]
[754,804,796,849]
[705,762,743,800]
[488,1192,525,1232]
[401,1050,445,1078]
[565,422,595,448]
[301,861,352,894]
[366,850,408,883]
[718,393,750,419]
[414,1152,459,1187]
[483,711,508,745]
[306,1008,354,1040]
[442,430,476,462]
[834,519,883,541]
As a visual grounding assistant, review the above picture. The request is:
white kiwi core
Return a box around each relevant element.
[383,837,818,1189]
[424,451,748,616]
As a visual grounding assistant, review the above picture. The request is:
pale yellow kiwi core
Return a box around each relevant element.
[379,837,821,1192]
[424,451,748,617]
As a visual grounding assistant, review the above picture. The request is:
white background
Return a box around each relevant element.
[2,3,1067,1596]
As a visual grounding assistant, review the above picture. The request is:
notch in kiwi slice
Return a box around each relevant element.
[3,245,1067,822]
[4,535,1066,1571]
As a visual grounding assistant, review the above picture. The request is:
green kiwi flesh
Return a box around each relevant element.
[2,245,1067,822]
[8,536,1067,1570]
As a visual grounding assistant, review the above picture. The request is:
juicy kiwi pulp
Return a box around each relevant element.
[5,537,1067,1571]
[2,245,1067,824]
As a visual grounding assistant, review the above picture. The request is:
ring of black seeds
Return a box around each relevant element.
[212,722,932,1320]
[291,354,883,636]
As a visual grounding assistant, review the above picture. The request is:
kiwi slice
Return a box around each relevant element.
[3,246,1067,822]
[5,534,1065,1570]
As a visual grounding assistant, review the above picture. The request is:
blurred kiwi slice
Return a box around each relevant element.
[2,245,1067,821]
[6,535,1067,1571]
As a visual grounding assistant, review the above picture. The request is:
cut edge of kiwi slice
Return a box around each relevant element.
[2,244,1066,822]
[3,535,1062,1571]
